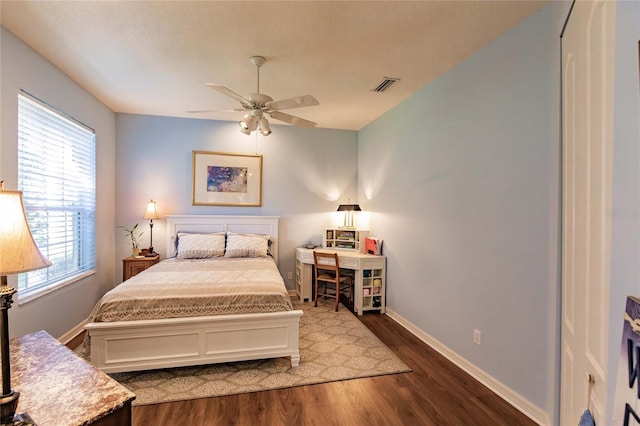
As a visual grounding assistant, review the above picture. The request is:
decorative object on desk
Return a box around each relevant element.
[337,201,361,229]
[143,200,160,257]
[119,223,143,257]
[302,242,317,249]
[0,181,51,425]
[365,237,383,255]
[192,151,262,207]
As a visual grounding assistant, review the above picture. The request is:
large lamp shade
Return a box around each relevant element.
[0,186,51,275]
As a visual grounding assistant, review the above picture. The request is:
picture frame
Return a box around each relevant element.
[192,151,262,206]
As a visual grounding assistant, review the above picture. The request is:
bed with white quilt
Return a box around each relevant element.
[84,215,303,373]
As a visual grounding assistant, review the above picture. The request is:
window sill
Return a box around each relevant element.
[17,270,96,306]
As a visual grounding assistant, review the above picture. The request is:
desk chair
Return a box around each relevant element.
[313,251,353,311]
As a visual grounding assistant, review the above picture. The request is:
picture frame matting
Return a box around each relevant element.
[192,151,262,206]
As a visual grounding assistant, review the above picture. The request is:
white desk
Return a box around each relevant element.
[295,248,386,315]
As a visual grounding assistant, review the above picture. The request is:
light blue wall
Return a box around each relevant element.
[115,114,358,286]
[358,3,569,420]
[0,27,117,338]
[607,0,640,419]
[7,2,640,422]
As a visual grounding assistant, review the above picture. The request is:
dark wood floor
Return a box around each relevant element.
[131,307,536,426]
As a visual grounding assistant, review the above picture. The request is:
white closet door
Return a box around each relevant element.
[561,0,615,424]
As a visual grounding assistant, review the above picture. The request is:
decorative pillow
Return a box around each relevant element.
[176,232,226,259]
[224,233,270,258]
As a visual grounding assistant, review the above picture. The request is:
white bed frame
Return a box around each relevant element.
[85,215,303,374]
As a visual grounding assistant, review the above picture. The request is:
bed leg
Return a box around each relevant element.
[291,354,300,367]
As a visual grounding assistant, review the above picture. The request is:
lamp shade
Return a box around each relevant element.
[337,204,362,212]
[143,200,160,220]
[0,184,51,276]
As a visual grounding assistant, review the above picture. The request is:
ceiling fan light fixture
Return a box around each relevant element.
[200,55,318,136]
[239,113,257,133]
[258,118,271,136]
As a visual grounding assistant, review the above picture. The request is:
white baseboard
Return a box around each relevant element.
[385,307,550,426]
[58,317,89,345]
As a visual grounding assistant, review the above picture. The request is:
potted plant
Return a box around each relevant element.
[120,223,144,257]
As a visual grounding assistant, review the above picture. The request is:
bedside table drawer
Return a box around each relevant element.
[123,255,159,281]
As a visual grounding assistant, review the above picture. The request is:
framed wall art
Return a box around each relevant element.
[192,151,262,206]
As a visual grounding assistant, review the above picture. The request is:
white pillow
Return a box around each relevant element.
[176,232,226,258]
[224,233,269,258]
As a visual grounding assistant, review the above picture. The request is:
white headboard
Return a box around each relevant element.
[165,215,280,262]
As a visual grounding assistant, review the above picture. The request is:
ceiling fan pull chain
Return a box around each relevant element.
[255,131,259,154]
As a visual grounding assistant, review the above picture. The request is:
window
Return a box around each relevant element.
[17,91,96,301]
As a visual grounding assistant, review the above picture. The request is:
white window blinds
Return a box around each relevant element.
[17,92,96,299]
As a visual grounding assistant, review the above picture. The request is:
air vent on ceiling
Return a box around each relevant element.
[371,77,400,93]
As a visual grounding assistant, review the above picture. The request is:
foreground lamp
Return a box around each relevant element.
[0,181,51,425]
[337,202,361,229]
[143,200,160,257]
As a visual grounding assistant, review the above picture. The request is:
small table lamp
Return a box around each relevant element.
[337,202,361,229]
[0,182,51,425]
[143,200,160,257]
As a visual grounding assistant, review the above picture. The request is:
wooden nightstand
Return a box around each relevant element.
[123,255,159,281]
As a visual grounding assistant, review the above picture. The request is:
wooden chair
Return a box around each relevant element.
[313,251,353,311]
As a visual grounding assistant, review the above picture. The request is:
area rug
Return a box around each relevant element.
[110,299,411,405]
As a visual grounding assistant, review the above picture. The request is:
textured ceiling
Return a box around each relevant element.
[1,1,547,131]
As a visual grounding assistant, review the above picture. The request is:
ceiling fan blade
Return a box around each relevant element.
[269,111,317,129]
[186,108,245,114]
[265,95,319,111]
[205,83,253,107]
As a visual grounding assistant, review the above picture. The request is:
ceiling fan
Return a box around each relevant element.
[189,56,319,136]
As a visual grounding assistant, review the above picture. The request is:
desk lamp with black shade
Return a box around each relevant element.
[337,202,361,229]
[0,182,51,425]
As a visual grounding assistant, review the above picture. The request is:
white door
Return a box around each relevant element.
[561,0,615,424]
